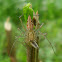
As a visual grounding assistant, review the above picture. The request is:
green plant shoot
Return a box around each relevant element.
[23,3,33,21]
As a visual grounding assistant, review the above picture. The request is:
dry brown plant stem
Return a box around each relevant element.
[26,11,39,62]
[4,17,16,62]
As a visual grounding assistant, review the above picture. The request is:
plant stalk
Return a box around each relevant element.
[4,17,16,62]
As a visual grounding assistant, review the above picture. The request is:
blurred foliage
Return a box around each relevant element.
[0,0,62,62]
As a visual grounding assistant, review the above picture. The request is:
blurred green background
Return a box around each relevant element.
[0,0,62,62]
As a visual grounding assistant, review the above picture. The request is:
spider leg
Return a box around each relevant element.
[17,28,25,35]
[35,23,44,31]
[9,34,26,56]
[39,31,57,55]
[39,32,47,36]
[19,18,26,31]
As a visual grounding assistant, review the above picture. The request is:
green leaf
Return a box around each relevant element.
[23,3,33,21]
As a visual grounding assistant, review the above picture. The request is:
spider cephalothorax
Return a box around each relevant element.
[26,16,38,49]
